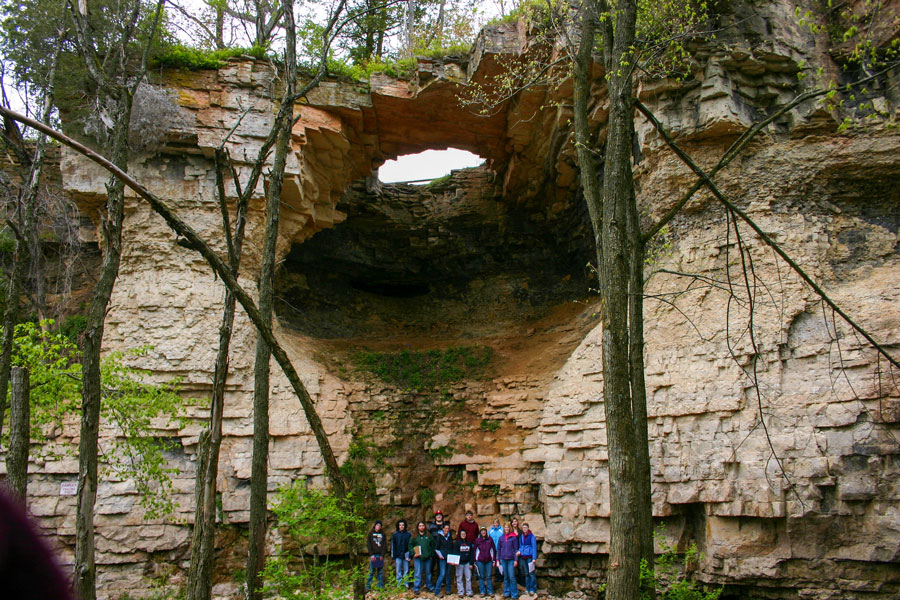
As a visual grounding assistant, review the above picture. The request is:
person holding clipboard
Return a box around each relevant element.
[452,527,475,596]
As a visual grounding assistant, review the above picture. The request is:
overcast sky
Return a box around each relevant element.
[378,148,485,183]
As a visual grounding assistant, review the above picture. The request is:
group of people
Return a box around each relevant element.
[366,510,538,599]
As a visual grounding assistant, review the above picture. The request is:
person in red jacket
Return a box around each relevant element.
[457,509,479,542]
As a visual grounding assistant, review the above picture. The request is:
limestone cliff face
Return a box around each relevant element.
[11,2,900,598]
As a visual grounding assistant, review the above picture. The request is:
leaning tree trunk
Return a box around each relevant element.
[74,99,131,600]
[247,2,296,595]
[187,151,250,600]
[6,366,30,500]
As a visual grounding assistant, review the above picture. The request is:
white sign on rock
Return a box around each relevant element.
[59,481,78,496]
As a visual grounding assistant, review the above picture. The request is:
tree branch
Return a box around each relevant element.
[635,100,900,371]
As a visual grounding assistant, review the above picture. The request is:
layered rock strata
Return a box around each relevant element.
[3,2,900,599]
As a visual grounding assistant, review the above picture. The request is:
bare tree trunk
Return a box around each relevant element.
[75,106,130,600]
[6,366,30,500]
[600,1,641,598]
[0,40,59,443]
[628,216,654,576]
[406,0,416,51]
[575,2,643,599]
[188,151,249,600]
[0,255,25,445]
[246,2,296,596]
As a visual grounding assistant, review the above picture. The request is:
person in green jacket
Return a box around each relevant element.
[410,521,436,593]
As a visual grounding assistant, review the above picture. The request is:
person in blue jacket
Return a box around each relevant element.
[516,522,538,594]
[488,518,504,590]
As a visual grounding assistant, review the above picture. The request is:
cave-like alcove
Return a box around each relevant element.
[275,164,594,340]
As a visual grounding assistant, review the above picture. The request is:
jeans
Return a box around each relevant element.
[521,557,536,593]
[395,557,410,588]
[414,556,433,592]
[366,556,384,590]
[501,559,518,599]
[436,558,452,594]
[456,563,473,596]
[476,561,494,595]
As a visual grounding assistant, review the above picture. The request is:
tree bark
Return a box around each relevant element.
[188,151,249,600]
[0,253,25,445]
[74,104,130,600]
[246,1,296,596]
[574,2,644,599]
[6,366,30,500]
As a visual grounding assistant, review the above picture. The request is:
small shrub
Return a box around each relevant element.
[480,419,501,432]
[419,487,436,508]
[635,529,723,600]
[428,444,454,463]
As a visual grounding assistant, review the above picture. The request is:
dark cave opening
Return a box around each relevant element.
[275,165,595,339]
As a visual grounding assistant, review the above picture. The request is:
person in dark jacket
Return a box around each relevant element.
[473,526,496,596]
[496,523,520,599]
[510,517,524,587]
[366,520,387,590]
[454,527,475,597]
[391,519,412,588]
[429,510,449,584]
[457,510,479,543]
[410,521,436,593]
[517,522,538,594]
[366,521,387,590]
[434,523,455,596]
[429,509,448,537]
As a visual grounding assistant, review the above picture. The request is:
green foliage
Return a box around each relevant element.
[353,345,493,391]
[59,314,88,342]
[2,320,185,519]
[635,530,722,600]
[339,436,383,516]
[9,321,81,451]
[479,418,501,432]
[151,44,268,70]
[428,443,455,462]
[262,479,365,600]
[419,487,436,508]
[100,347,185,519]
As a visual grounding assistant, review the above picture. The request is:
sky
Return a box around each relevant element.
[378,148,486,184]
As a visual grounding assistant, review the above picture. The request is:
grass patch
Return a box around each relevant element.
[353,346,493,391]
[152,44,269,70]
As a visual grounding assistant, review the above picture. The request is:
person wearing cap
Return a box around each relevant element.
[429,509,448,538]
[457,510,479,543]
[366,520,387,590]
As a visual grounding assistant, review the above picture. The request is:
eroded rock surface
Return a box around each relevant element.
[5,2,900,599]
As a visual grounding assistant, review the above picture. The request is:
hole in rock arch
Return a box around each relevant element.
[378,148,485,184]
[275,159,596,340]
